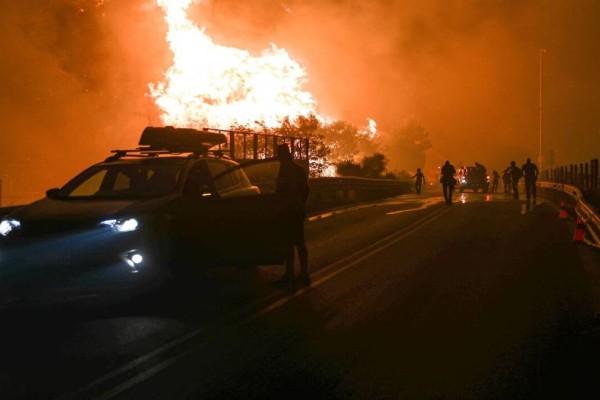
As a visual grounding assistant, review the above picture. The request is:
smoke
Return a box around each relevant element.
[202,0,600,171]
[1,0,598,203]
[0,0,168,202]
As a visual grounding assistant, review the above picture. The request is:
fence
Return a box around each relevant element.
[541,158,599,192]
[205,128,310,164]
[541,158,599,208]
[306,177,412,212]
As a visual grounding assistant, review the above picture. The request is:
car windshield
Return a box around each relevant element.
[56,161,184,199]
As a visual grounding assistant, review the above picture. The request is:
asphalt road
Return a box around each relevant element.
[1,191,599,399]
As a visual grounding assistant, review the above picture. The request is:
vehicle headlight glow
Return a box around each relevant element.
[100,218,139,232]
[0,219,21,236]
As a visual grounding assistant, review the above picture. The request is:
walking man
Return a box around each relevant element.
[509,161,522,200]
[502,167,511,193]
[275,144,310,285]
[522,158,539,206]
[440,160,456,205]
[491,170,500,193]
[412,168,426,194]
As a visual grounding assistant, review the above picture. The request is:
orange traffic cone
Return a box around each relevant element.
[558,202,568,220]
[573,216,585,243]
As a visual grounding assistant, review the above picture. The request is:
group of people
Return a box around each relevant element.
[503,158,540,204]
[415,158,539,205]
[278,147,541,284]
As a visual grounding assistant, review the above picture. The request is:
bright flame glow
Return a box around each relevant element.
[367,118,377,138]
[149,0,319,129]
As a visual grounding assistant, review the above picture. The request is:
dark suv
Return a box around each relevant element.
[457,165,490,193]
[0,127,288,308]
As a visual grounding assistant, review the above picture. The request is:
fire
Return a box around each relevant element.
[366,118,377,139]
[149,0,319,129]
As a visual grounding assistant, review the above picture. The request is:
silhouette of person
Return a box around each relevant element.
[522,157,539,205]
[509,161,522,200]
[491,170,500,193]
[412,168,426,194]
[502,167,511,193]
[440,160,456,205]
[275,143,310,285]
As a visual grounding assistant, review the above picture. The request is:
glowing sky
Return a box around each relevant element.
[0,0,598,201]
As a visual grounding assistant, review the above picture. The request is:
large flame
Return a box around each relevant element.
[148,0,319,129]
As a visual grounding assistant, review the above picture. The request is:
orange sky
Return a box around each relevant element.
[0,0,599,203]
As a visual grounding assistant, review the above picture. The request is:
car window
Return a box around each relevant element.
[207,161,237,195]
[69,170,107,197]
[238,160,281,194]
[59,163,182,199]
[183,163,212,196]
[210,161,264,198]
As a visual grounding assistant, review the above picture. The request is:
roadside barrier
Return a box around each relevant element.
[306,177,412,212]
[538,181,600,247]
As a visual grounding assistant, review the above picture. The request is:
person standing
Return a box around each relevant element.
[491,170,500,193]
[412,168,426,194]
[509,161,522,200]
[502,167,511,193]
[275,144,310,285]
[521,158,539,205]
[440,160,457,205]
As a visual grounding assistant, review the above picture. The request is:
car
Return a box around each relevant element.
[0,126,290,309]
[457,164,490,193]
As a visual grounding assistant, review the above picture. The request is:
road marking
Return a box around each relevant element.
[307,211,333,221]
[66,205,451,400]
[307,195,441,222]
[386,197,443,215]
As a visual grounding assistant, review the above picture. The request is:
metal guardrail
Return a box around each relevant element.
[309,176,409,190]
[538,181,600,247]
[307,176,411,212]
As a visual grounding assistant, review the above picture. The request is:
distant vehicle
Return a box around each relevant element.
[0,126,289,309]
[457,165,490,193]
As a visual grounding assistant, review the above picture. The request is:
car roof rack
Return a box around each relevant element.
[105,126,228,162]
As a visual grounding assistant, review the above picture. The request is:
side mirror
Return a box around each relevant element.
[46,188,60,198]
[199,185,213,198]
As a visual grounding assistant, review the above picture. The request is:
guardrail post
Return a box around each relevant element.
[229,132,235,160]
[569,164,573,185]
[585,162,590,190]
[592,158,598,192]
[253,134,258,159]
[304,138,309,161]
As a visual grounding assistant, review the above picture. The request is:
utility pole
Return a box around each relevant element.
[539,48,547,172]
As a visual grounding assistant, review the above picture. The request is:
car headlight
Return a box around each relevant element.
[0,219,21,236]
[100,217,139,232]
